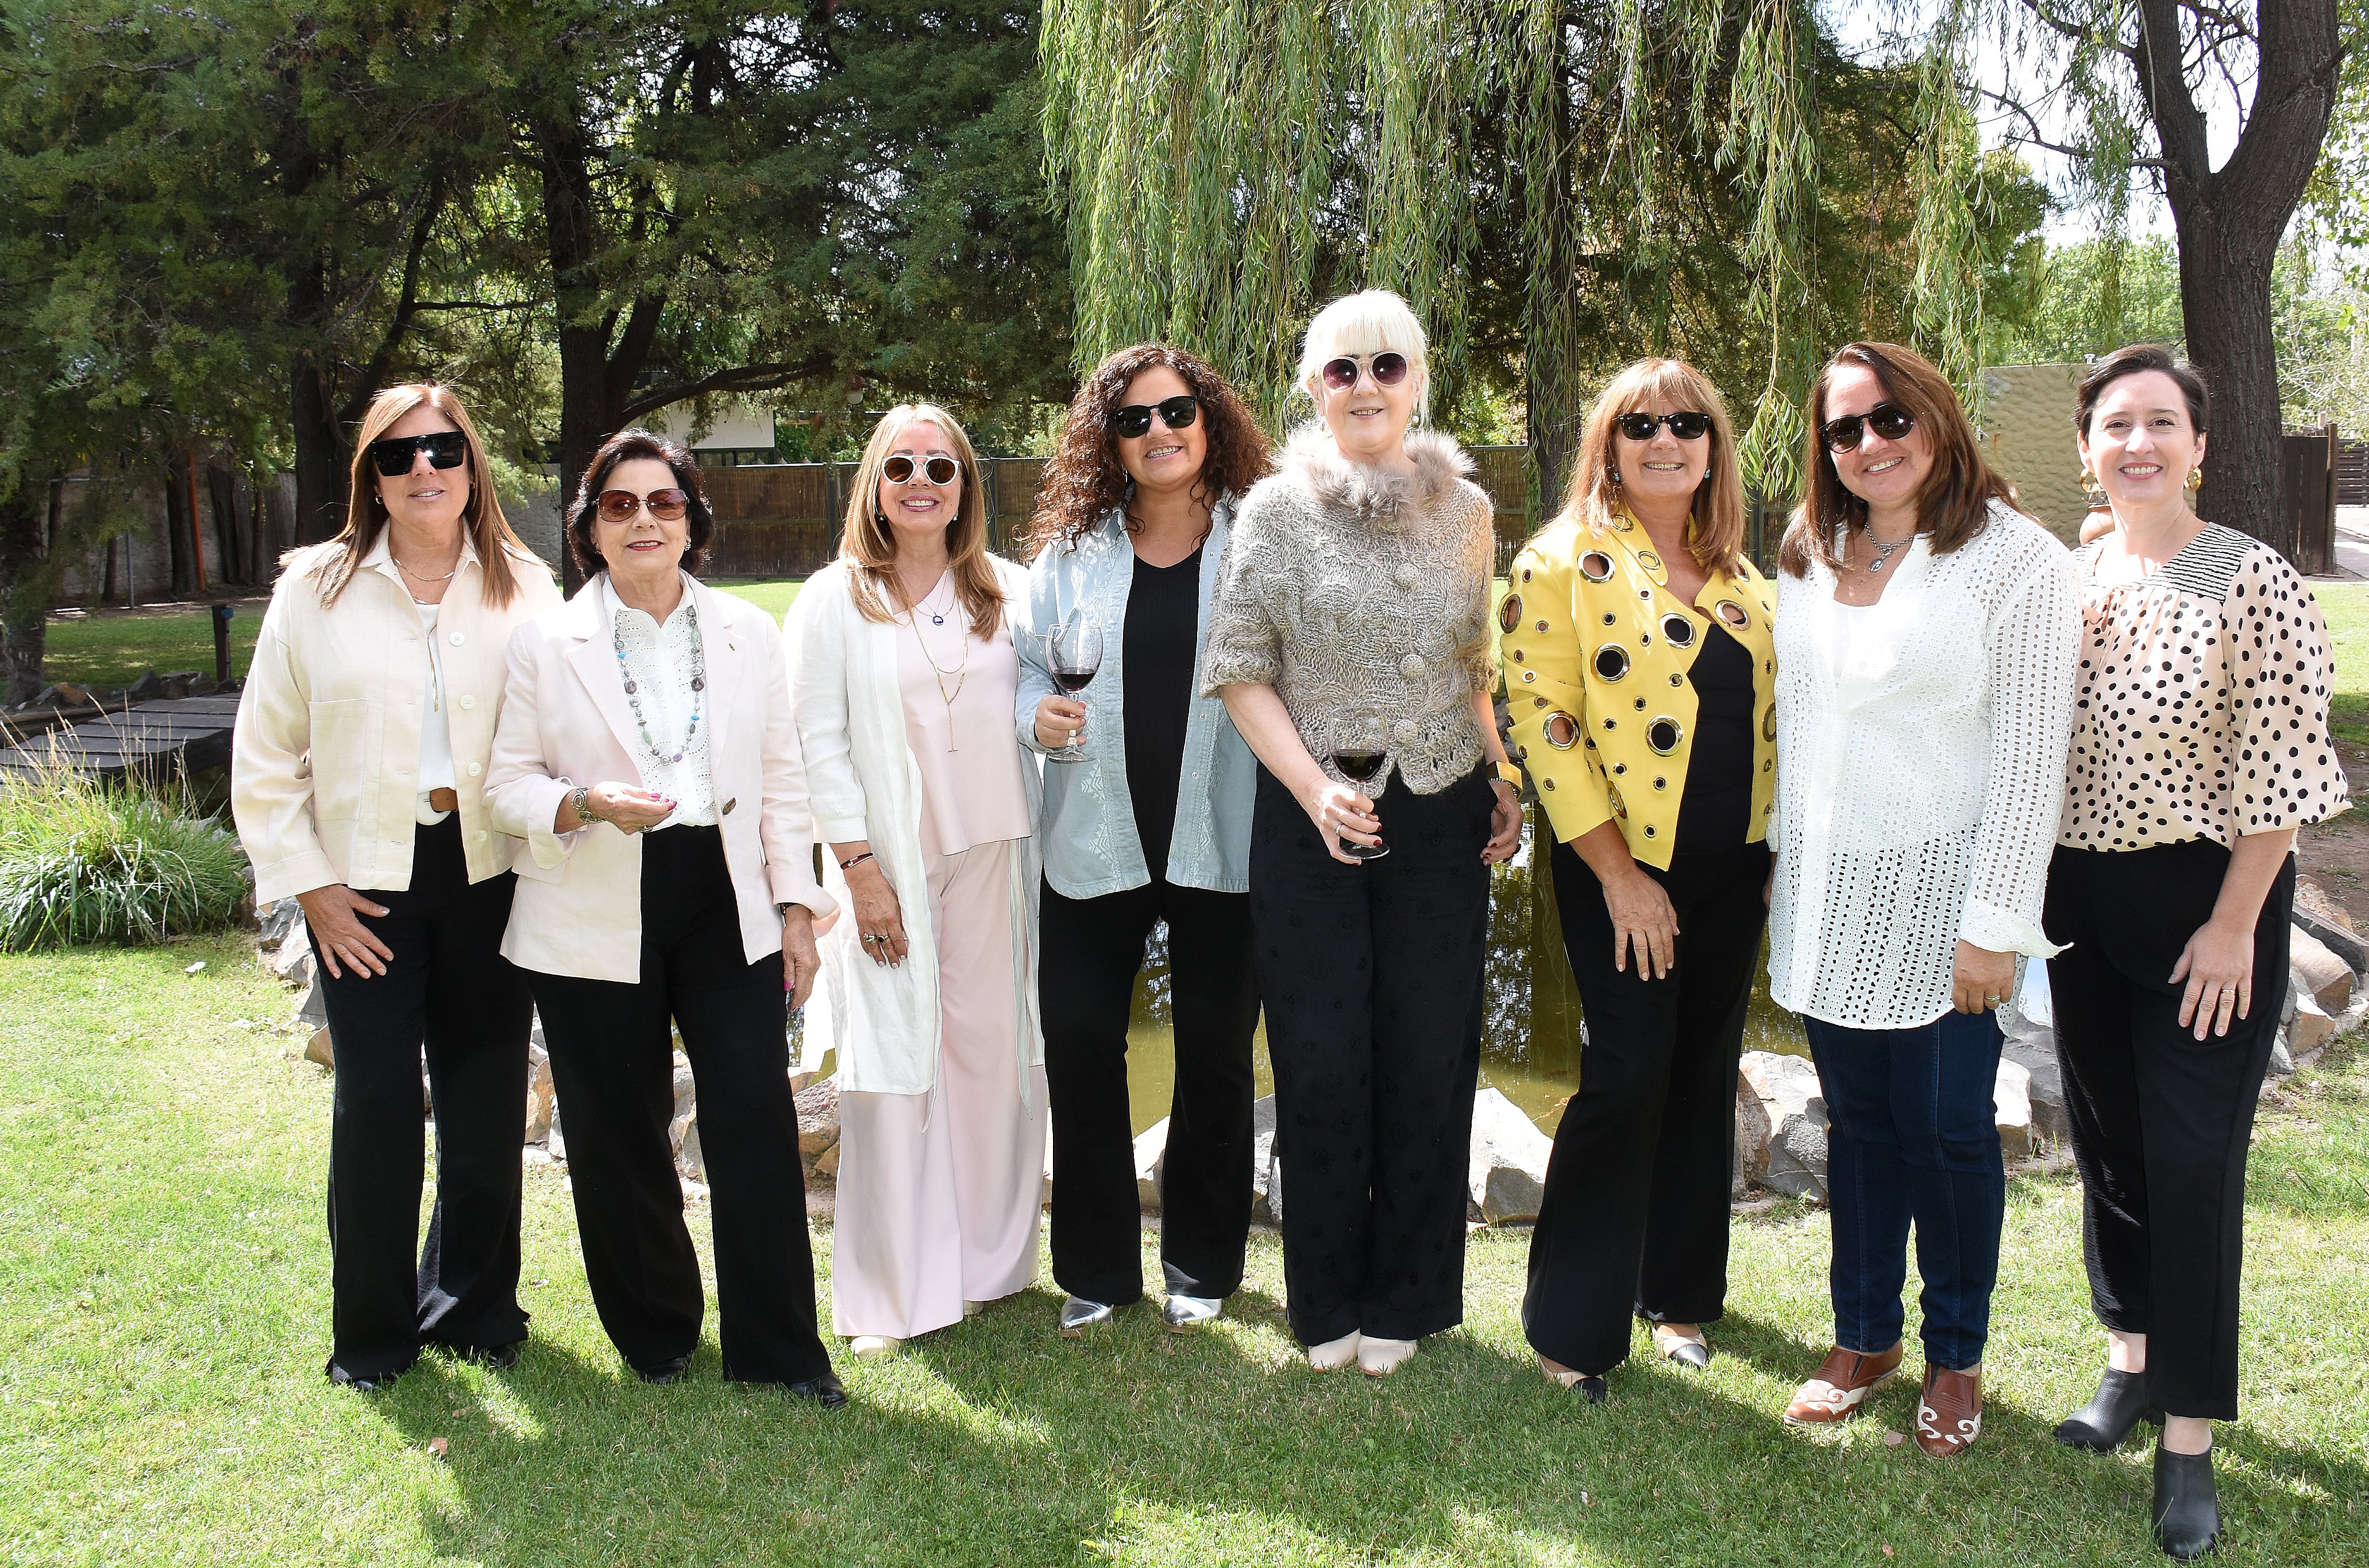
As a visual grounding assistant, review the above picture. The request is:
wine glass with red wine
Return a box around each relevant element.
[1329,709,1390,860]
[1043,618,1103,764]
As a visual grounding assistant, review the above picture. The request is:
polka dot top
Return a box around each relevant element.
[2059,522,2348,851]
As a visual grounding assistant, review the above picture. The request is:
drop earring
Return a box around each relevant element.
[2079,468,2106,504]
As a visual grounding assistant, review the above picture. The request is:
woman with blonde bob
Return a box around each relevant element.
[786,403,1045,1359]
[1768,343,2079,1458]
[1501,360,1777,1400]
[233,383,560,1389]
[1203,288,1521,1376]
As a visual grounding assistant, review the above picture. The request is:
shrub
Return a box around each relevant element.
[0,758,250,951]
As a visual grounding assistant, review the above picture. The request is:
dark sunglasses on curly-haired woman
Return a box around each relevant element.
[882,454,960,486]
[1108,395,1201,439]
[368,430,469,477]
[596,488,689,524]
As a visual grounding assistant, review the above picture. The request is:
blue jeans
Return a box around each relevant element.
[1803,1009,2005,1371]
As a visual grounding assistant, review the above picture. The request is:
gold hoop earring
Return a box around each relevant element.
[2185,467,2204,493]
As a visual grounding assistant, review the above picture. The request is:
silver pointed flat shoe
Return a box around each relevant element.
[1162,1292,1222,1332]
[1058,1295,1117,1337]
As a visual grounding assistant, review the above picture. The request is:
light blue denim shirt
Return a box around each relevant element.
[1014,500,1256,899]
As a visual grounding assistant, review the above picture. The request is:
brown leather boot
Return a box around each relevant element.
[1915,1365,1984,1457]
[1784,1342,1904,1425]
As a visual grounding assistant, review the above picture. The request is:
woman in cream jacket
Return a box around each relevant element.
[485,430,843,1404]
[786,403,1045,1360]
[232,383,560,1390]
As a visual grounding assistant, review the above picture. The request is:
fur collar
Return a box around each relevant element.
[1278,424,1473,532]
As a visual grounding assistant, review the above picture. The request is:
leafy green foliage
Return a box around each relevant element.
[0,763,249,951]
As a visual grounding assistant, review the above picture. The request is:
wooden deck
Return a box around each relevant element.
[0,695,242,781]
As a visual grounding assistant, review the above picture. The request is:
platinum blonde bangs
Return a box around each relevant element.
[1296,289,1431,414]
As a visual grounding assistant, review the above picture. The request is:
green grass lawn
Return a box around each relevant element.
[2318,581,2369,756]
[5,933,2367,1565]
[40,609,268,690]
[37,579,804,694]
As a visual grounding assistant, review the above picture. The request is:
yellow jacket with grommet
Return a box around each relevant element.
[1501,513,1777,869]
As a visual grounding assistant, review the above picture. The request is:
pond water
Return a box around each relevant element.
[1120,808,1809,1137]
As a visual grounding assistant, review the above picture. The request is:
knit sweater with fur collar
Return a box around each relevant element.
[1198,425,1497,795]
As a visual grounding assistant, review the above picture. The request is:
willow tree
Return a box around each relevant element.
[1045,1,2344,553]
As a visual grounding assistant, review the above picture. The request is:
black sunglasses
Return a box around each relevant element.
[882,454,959,486]
[1616,411,1712,442]
[1108,395,1201,439]
[369,430,469,477]
[1820,403,1916,453]
[1319,351,1409,391]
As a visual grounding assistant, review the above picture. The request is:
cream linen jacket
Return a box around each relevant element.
[232,533,561,903]
[484,573,835,984]
[1768,501,2081,1029]
[785,557,1044,1099]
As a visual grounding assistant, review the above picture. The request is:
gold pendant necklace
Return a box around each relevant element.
[901,592,967,752]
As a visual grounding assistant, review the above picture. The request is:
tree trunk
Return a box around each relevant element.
[163,453,192,595]
[207,465,245,586]
[288,249,348,547]
[2142,0,2340,560]
[0,485,51,705]
[539,110,620,596]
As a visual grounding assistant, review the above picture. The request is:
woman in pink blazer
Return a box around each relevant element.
[485,429,843,1405]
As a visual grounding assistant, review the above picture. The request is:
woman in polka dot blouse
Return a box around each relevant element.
[2042,344,2347,1561]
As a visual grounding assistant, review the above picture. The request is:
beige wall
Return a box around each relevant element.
[1978,363,2091,546]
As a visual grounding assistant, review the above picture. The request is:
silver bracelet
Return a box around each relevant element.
[571,785,596,825]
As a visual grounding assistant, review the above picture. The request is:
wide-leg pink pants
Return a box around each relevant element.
[832,840,1048,1339]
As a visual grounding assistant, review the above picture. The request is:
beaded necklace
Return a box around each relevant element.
[614,599,706,766]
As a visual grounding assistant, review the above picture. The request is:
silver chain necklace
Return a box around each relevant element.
[1861,530,1913,573]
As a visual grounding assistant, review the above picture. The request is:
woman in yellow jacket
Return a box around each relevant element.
[1503,359,1776,1401]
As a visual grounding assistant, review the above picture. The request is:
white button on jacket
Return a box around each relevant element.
[232,534,562,903]
[484,573,836,984]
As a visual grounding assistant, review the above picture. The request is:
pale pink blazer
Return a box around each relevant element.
[485,572,836,983]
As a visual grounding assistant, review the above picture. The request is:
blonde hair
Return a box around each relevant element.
[1551,359,1747,574]
[1294,288,1431,420]
[316,383,533,609]
[837,404,1004,640]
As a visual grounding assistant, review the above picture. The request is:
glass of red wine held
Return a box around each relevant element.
[1043,618,1103,763]
[1330,709,1390,860]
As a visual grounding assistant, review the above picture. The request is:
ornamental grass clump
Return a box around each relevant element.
[0,757,250,951]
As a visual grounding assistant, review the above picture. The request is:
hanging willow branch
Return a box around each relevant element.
[1042,0,2001,504]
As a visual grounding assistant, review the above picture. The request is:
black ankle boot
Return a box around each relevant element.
[2055,1366,2163,1451]
[2152,1442,2220,1559]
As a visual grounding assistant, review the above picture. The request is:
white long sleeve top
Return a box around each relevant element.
[232,532,560,902]
[784,557,1044,1099]
[1768,501,2082,1029]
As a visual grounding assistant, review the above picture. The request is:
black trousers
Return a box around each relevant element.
[1250,762,1493,1346]
[1041,876,1259,1306]
[528,826,829,1385]
[313,816,534,1380]
[2044,839,2294,1421]
[1522,839,1771,1374]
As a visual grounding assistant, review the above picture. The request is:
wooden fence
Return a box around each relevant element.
[697,447,1541,578]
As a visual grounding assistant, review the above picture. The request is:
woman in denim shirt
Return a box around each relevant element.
[1016,343,1272,1338]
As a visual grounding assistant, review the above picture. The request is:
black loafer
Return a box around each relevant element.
[635,1354,693,1385]
[1576,1375,1608,1404]
[2152,1442,2221,1559]
[327,1364,402,1393]
[785,1372,849,1409]
[453,1340,523,1371]
[2055,1366,2161,1451]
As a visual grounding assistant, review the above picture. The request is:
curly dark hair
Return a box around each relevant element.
[1028,343,1273,554]
[565,428,716,580]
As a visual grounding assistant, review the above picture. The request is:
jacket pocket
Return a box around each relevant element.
[304,699,372,823]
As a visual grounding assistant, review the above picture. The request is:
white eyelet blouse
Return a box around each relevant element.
[1768,501,2083,1029]
[2058,522,2348,851]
